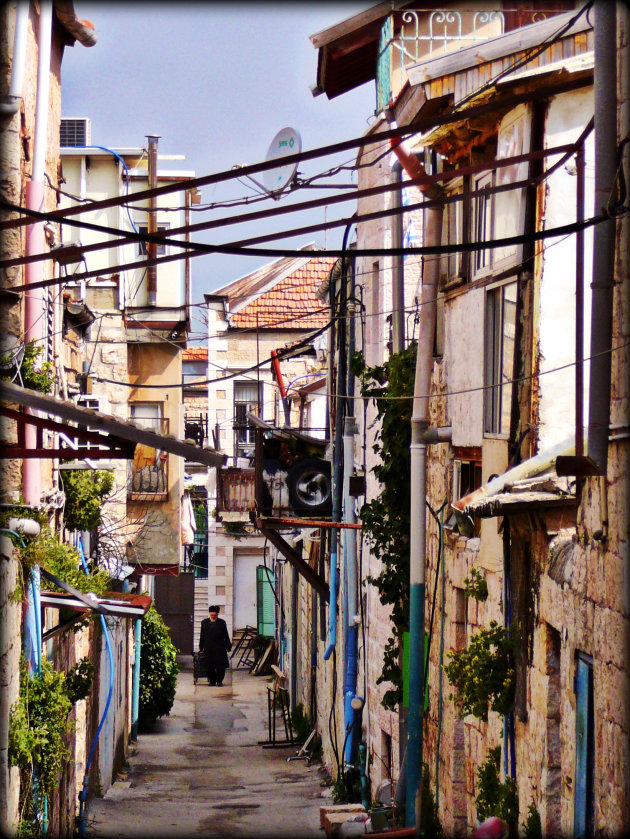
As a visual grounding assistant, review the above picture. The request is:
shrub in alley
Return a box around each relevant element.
[139,605,179,728]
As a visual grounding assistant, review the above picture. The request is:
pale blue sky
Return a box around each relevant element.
[61,3,376,334]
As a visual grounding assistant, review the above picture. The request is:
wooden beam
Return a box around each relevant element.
[0,380,226,467]
[257,521,329,603]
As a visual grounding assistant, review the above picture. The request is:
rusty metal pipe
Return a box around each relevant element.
[146,135,159,306]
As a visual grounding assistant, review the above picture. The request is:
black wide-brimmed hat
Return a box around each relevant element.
[209,605,220,613]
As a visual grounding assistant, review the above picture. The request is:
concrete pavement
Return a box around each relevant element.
[86,657,330,838]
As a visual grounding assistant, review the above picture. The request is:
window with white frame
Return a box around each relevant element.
[233,381,261,459]
[440,177,468,286]
[472,171,494,277]
[130,402,162,431]
[137,224,169,255]
[484,281,517,436]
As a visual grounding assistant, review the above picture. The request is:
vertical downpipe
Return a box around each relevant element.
[390,139,444,831]
[587,4,617,474]
[130,618,142,741]
[146,135,159,307]
[24,1,53,506]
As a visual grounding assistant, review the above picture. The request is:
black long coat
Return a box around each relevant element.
[199,617,231,668]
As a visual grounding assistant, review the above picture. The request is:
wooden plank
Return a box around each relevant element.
[407,10,591,85]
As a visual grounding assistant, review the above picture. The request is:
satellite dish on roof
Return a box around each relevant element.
[262,127,301,194]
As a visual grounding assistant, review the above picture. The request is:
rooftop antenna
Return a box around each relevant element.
[245,127,302,200]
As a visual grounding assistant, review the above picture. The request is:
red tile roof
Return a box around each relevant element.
[229,255,336,330]
[183,347,208,361]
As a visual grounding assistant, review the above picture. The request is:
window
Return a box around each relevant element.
[182,359,207,391]
[130,403,162,431]
[441,177,468,286]
[472,172,494,277]
[129,404,167,496]
[484,281,517,436]
[233,381,261,459]
[137,224,169,255]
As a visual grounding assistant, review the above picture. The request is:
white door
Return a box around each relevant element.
[233,552,258,630]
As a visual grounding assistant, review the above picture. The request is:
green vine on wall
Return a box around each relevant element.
[463,567,489,602]
[9,655,92,835]
[61,469,114,532]
[352,345,416,711]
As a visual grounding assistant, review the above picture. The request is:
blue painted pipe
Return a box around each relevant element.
[405,581,426,827]
[131,618,142,741]
[323,546,337,660]
[343,624,359,764]
[77,541,115,838]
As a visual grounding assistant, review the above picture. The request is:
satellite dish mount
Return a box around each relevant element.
[246,127,302,200]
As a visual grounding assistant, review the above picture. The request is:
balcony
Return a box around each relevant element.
[127,417,170,501]
[376,7,566,112]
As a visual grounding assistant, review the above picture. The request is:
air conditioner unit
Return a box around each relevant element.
[60,118,91,148]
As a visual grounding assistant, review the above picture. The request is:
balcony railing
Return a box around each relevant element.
[127,417,169,500]
[376,8,563,112]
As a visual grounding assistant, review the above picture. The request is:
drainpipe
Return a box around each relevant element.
[0,1,29,116]
[390,137,444,831]
[343,415,360,766]
[23,0,53,507]
[391,160,405,354]
[324,223,352,661]
[271,349,291,426]
[130,618,142,741]
[587,4,617,476]
[146,135,159,306]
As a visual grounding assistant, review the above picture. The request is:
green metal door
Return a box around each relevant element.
[256,565,275,637]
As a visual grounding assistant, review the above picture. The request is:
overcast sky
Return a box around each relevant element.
[61,3,376,337]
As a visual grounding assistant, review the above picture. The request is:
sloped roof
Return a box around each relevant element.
[214,245,336,330]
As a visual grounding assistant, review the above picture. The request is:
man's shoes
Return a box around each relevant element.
[208,681,216,686]
[216,682,223,687]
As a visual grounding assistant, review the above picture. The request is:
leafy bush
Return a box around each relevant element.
[64,657,94,703]
[139,605,180,727]
[0,341,56,393]
[18,530,111,598]
[475,746,519,838]
[444,621,515,721]
[522,803,542,839]
[61,469,114,532]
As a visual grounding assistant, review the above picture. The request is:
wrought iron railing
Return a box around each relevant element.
[127,417,170,499]
[376,8,561,113]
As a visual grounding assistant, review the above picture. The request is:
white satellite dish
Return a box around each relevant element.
[261,127,302,195]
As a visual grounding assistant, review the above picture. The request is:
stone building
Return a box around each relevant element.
[306,3,629,836]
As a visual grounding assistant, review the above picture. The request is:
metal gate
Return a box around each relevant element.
[153,572,195,655]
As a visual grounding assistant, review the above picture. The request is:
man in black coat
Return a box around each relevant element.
[199,605,231,686]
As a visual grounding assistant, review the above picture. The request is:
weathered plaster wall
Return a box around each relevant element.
[538,88,594,451]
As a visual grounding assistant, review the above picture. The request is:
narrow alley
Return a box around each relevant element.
[86,661,329,839]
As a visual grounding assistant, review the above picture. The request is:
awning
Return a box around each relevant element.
[0,380,226,467]
[40,590,152,619]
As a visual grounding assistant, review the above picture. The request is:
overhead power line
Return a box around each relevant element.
[0,139,581,272]
[0,74,593,234]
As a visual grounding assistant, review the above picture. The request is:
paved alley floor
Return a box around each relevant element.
[86,658,330,839]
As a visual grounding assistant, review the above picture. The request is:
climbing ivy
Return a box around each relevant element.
[61,469,114,532]
[9,657,74,835]
[352,344,416,710]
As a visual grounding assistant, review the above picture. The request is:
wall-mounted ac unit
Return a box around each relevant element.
[60,118,91,148]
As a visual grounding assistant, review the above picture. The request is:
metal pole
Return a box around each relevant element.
[146,135,159,306]
[575,144,585,459]
[587,3,617,474]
